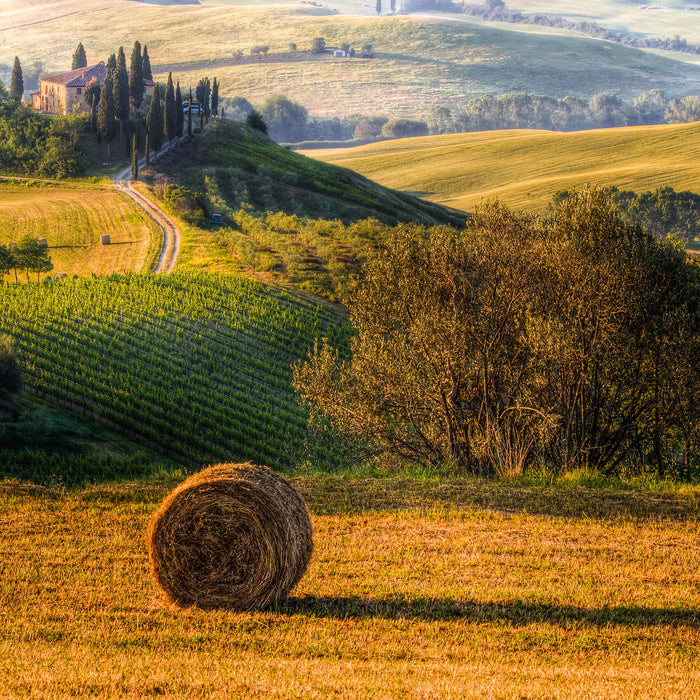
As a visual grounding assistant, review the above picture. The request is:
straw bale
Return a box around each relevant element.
[100,234,110,245]
[147,463,313,609]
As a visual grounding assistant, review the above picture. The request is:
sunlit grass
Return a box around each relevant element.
[4,2,700,121]
[2,476,700,697]
[305,121,700,213]
[0,181,161,279]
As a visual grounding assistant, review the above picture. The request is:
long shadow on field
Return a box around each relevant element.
[281,595,700,628]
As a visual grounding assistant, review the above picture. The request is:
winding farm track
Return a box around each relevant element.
[114,151,181,274]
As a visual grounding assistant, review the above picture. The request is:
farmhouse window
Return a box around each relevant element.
[77,88,82,95]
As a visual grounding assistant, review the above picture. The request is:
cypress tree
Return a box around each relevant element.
[97,67,118,158]
[107,53,117,72]
[376,0,381,14]
[142,46,153,81]
[164,72,176,147]
[84,77,101,133]
[129,40,144,109]
[72,43,87,70]
[176,82,184,138]
[145,131,150,165]
[115,47,130,146]
[131,135,139,180]
[187,87,193,137]
[211,77,219,116]
[10,57,23,101]
[147,83,163,154]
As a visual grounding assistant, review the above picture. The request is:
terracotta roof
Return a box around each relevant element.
[41,62,107,87]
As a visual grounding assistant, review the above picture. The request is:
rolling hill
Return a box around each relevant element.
[3,0,700,122]
[0,271,351,481]
[303,120,700,213]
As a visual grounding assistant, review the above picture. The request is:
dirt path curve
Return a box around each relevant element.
[114,146,181,274]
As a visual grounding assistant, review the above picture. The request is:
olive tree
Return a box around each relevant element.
[294,188,700,478]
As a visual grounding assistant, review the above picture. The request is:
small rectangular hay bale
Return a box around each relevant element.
[101,234,111,246]
[37,237,47,246]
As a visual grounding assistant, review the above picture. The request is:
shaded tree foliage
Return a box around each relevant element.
[114,47,130,146]
[13,234,52,282]
[381,118,429,138]
[246,109,268,134]
[294,187,700,479]
[142,45,153,81]
[554,186,700,246]
[0,334,21,394]
[261,94,308,142]
[164,72,176,145]
[97,66,117,158]
[147,82,163,154]
[0,101,86,177]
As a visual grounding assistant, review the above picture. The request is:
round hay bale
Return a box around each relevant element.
[147,463,313,609]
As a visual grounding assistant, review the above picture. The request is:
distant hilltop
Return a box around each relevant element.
[128,0,200,5]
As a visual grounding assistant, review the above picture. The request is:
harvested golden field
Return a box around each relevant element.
[2,477,700,698]
[0,182,161,279]
[304,121,700,214]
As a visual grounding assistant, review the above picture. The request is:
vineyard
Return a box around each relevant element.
[0,272,350,474]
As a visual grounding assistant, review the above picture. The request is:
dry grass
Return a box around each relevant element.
[0,181,162,279]
[4,1,700,121]
[2,476,700,698]
[304,121,700,214]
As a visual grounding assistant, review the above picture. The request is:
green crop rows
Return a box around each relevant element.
[0,272,350,469]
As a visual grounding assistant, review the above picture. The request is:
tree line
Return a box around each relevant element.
[0,235,53,283]
[294,187,700,480]
[223,88,700,145]
[86,40,219,163]
[2,46,221,175]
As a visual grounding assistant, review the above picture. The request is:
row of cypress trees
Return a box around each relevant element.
[80,40,218,164]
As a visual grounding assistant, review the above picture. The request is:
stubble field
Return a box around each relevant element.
[2,477,700,698]
[0,181,161,279]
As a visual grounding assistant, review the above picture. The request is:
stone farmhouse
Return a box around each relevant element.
[31,62,155,115]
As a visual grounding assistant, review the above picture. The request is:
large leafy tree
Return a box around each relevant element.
[129,40,144,109]
[260,94,308,142]
[10,57,23,101]
[294,188,700,478]
[13,235,52,282]
[72,42,87,70]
